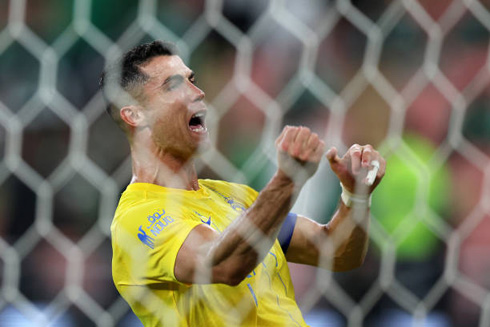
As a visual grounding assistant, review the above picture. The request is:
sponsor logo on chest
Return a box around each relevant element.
[137,209,174,249]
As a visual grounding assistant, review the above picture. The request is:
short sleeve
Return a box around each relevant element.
[148,213,201,283]
[112,203,202,285]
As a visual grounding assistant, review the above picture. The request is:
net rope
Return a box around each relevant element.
[0,0,489,326]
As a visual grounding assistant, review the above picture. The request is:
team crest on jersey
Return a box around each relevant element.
[225,197,246,212]
[137,209,175,248]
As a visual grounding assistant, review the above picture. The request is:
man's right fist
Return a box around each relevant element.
[275,126,325,185]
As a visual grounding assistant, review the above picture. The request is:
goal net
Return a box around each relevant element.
[1,0,489,326]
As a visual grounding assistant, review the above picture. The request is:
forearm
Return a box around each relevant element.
[285,201,370,271]
[321,201,370,271]
[207,171,297,282]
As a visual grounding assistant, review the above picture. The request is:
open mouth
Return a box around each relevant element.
[188,111,207,134]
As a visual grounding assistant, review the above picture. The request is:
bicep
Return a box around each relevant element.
[174,223,217,284]
[174,223,252,285]
[284,215,326,266]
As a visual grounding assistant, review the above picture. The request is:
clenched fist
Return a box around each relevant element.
[275,126,325,185]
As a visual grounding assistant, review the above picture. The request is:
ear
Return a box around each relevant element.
[120,105,145,127]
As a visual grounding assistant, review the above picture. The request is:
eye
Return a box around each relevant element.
[189,76,197,85]
[165,84,176,92]
[164,75,184,91]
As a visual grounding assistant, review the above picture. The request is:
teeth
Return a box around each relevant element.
[189,111,207,134]
[191,112,205,120]
[189,124,207,133]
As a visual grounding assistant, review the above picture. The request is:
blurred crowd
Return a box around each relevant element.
[1,0,489,326]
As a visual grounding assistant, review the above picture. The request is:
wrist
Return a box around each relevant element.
[274,168,309,188]
[274,170,294,184]
[340,183,371,208]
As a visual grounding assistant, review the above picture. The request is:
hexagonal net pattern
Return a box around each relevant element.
[1,0,490,326]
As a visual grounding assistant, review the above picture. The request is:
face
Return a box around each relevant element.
[138,55,209,159]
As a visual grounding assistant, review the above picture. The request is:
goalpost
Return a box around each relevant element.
[1,0,489,326]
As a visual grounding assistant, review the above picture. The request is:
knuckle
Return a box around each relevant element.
[351,149,361,157]
[350,144,361,153]
[291,146,301,157]
[300,152,310,161]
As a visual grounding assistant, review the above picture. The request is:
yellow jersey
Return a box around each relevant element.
[111,179,308,327]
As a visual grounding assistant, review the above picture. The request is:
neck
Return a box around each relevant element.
[129,135,200,191]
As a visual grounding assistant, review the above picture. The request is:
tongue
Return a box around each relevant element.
[189,124,205,132]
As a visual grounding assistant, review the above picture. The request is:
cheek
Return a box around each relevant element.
[150,105,174,127]
[152,112,185,141]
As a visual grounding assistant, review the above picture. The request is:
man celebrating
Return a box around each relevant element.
[100,40,386,327]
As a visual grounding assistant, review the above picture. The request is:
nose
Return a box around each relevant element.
[191,83,205,102]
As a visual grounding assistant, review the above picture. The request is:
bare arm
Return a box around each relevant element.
[285,206,369,271]
[285,144,386,271]
[175,126,325,285]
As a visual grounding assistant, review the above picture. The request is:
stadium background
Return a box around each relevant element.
[1,0,490,326]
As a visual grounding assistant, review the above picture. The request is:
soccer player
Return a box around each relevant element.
[100,40,386,327]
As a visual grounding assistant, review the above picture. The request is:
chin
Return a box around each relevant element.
[195,138,211,154]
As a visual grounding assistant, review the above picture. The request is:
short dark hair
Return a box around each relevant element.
[99,40,178,132]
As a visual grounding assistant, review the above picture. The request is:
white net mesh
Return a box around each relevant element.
[1,0,490,326]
